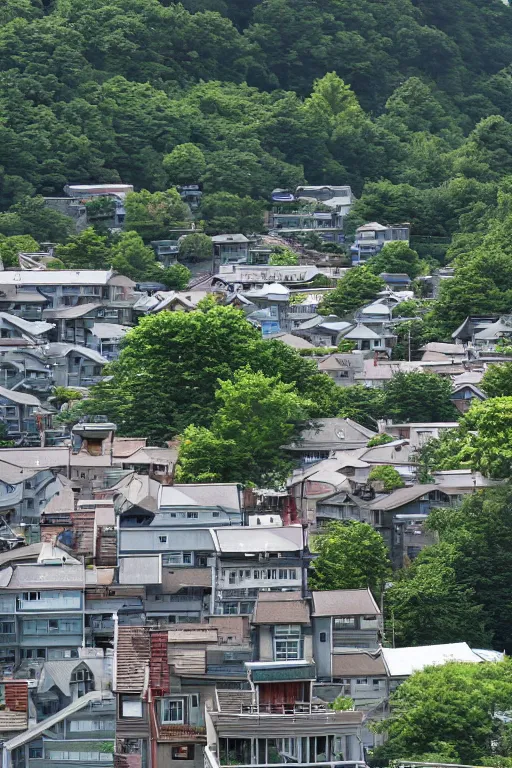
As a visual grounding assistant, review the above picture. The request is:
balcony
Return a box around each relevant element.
[158,724,206,743]
[17,596,82,611]
[0,632,16,644]
[88,618,115,632]
[205,745,366,768]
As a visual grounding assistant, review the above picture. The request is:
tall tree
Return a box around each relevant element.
[310,520,391,596]
[318,267,385,317]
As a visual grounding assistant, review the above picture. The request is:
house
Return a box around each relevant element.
[339,323,396,355]
[205,661,365,768]
[292,315,352,347]
[354,360,423,388]
[252,591,312,663]
[212,525,306,617]
[0,271,136,323]
[451,315,499,345]
[212,234,249,266]
[316,353,365,385]
[0,287,50,322]
[45,344,108,388]
[419,342,466,360]
[383,421,459,449]
[43,304,130,347]
[45,183,133,231]
[472,315,512,348]
[269,185,354,243]
[0,545,84,672]
[450,381,486,413]
[351,222,410,265]
[311,589,383,680]
[378,273,412,291]
[0,387,51,437]
[0,314,54,346]
[212,265,324,291]
[284,418,376,465]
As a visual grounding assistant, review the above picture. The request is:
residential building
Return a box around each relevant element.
[45,344,108,388]
[212,525,307,617]
[0,387,51,437]
[213,265,326,291]
[312,589,382,679]
[350,223,410,266]
[212,235,249,266]
[316,353,365,386]
[284,418,376,465]
[252,591,313,663]
[292,316,352,347]
[0,544,84,673]
[383,422,460,449]
[269,185,355,243]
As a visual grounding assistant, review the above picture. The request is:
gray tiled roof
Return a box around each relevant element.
[311,588,380,617]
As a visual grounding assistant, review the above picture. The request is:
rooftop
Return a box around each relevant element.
[381,642,484,677]
[311,588,380,617]
[253,591,311,624]
[0,270,113,285]
[213,524,303,554]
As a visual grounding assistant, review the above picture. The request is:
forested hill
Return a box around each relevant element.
[1,0,512,212]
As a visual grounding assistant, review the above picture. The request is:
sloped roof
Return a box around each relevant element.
[285,418,376,451]
[7,563,84,589]
[91,323,131,339]
[112,437,147,458]
[0,543,43,568]
[382,642,483,677]
[369,484,440,511]
[43,303,101,320]
[253,591,310,624]
[162,567,212,593]
[38,658,107,696]
[311,588,380,617]
[170,483,240,511]
[4,691,114,750]
[214,524,303,554]
[0,312,54,336]
[420,342,466,355]
[357,222,388,232]
[0,386,41,406]
[268,333,314,349]
[44,343,108,364]
[332,652,387,677]
[342,324,380,340]
[115,627,150,693]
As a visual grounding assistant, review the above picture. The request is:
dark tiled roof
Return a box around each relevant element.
[311,588,380,617]
[253,591,310,624]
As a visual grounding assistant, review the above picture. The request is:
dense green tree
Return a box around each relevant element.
[481,362,512,398]
[177,369,311,485]
[110,231,159,281]
[163,144,206,186]
[55,227,110,270]
[0,234,40,268]
[87,304,340,440]
[268,247,298,266]
[368,465,405,491]
[380,370,458,422]
[310,520,391,596]
[178,233,212,263]
[374,660,512,764]
[318,267,385,317]
[386,544,490,647]
[160,263,191,290]
[124,189,190,241]
[0,196,73,241]
[336,385,383,430]
[367,241,422,279]
[200,192,265,234]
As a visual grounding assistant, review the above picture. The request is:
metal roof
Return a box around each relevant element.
[0,270,113,285]
[381,642,483,677]
[0,313,54,336]
[7,563,85,589]
[164,483,240,511]
[332,652,387,677]
[213,525,303,554]
[0,385,41,406]
[43,303,101,319]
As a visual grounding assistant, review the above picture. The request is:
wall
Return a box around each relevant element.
[312,617,331,679]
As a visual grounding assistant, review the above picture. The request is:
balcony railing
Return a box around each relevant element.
[17,597,81,611]
[0,632,16,644]
[207,665,246,676]
[205,746,366,768]
[241,702,326,715]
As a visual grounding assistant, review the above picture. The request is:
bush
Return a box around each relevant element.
[368,465,405,491]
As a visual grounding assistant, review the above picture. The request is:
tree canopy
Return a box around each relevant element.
[310,520,391,596]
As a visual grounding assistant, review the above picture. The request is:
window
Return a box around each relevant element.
[183,553,192,564]
[228,571,237,585]
[26,499,34,510]
[69,719,115,731]
[356,678,368,685]
[48,649,78,660]
[334,617,357,630]
[212,512,220,518]
[161,699,184,724]
[319,632,327,643]
[0,621,14,634]
[191,694,199,708]
[274,625,300,636]
[186,511,198,519]
[163,552,181,565]
[120,697,143,719]
[223,603,238,615]
[253,570,260,579]
[22,592,40,601]
[158,535,168,544]
[274,639,299,660]
[172,746,194,761]
[29,747,43,759]
[372,679,382,689]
